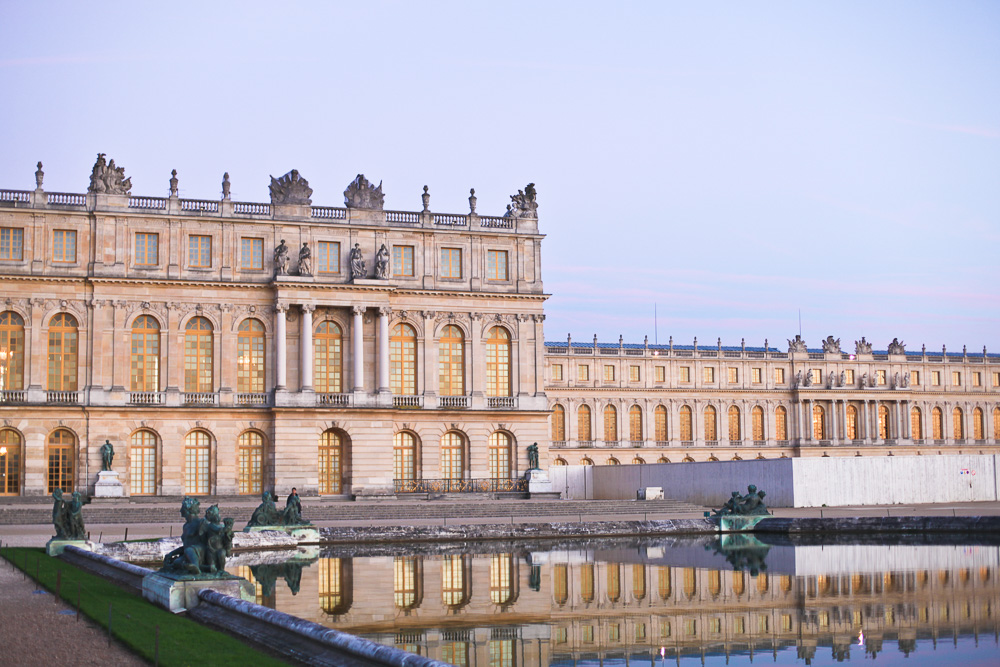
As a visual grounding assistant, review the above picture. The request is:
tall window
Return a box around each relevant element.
[774,368,785,384]
[442,555,469,608]
[728,406,741,441]
[441,432,464,480]
[0,227,24,260]
[47,313,78,391]
[393,245,414,277]
[911,407,923,440]
[728,367,738,383]
[130,315,160,391]
[188,234,211,267]
[679,406,693,441]
[633,564,647,601]
[319,558,351,616]
[953,407,964,440]
[390,323,417,395]
[704,406,717,441]
[704,367,715,383]
[440,247,462,278]
[0,429,22,495]
[578,365,590,381]
[932,407,944,439]
[319,430,343,494]
[47,429,75,493]
[578,405,592,441]
[554,564,569,605]
[184,317,213,393]
[438,325,464,396]
[655,366,665,382]
[490,553,514,605]
[775,406,788,441]
[581,564,595,603]
[752,406,764,441]
[629,366,640,382]
[604,405,618,442]
[658,567,672,600]
[393,557,421,610]
[878,405,890,439]
[846,405,858,439]
[972,408,984,440]
[487,249,508,281]
[489,431,512,478]
[604,365,615,382]
[629,405,643,441]
[655,405,667,441]
[607,564,621,602]
[237,431,264,495]
[184,431,211,495]
[130,430,157,495]
[993,408,1000,440]
[486,327,511,397]
[814,405,826,440]
[552,405,566,441]
[237,319,265,393]
[53,230,76,263]
[393,432,417,481]
[0,311,25,391]
[317,241,340,273]
[240,237,263,270]
[314,322,342,393]
[135,232,159,266]
[679,367,691,382]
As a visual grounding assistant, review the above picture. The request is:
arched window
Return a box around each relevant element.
[441,432,464,480]
[438,325,465,396]
[314,321,342,393]
[130,315,160,392]
[911,407,923,440]
[47,313,78,391]
[775,406,788,441]
[682,455,695,462]
[658,456,670,463]
[319,430,344,494]
[994,408,1000,440]
[554,564,569,605]
[393,432,417,481]
[757,573,769,594]
[184,317,214,393]
[319,558,352,616]
[130,430,157,495]
[581,563,595,603]
[390,323,417,395]
[682,568,697,599]
[629,405,643,441]
[846,405,858,440]
[658,567,672,600]
[442,554,469,608]
[704,406,717,441]
[708,570,721,597]
[752,406,764,441]
[932,407,944,439]
[237,431,264,495]
[654,405,667,442]
[633,564,647,601]
[552,458,567,466]
[679,406,693,441]
[604,404,618,442]
[953,407,964,440]
[878,404,890,439]
[580,457,593,466]
[632,456,645,465]
[0,311,25,391]
[732,570,746,596]
[0,429,22,495]
[489,431,512,478]
[814,405,827,440]
[237,319,265,393]
[184,430,211,495]
[486,326,511,397]
[728,406,741,441]
[607,457,620,465]
[393,556,421,610]
[551,405,565,441]
[47,429,75,493]
[607,564,621,602]
[578,405,592,441]
[972,407,984,440]
[490,553,515,606]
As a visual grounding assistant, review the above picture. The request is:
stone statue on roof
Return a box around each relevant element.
[344,174,384,210]
[855,337,872,355]
[269,169,313,206]
[821,335,841,354]
[504,183,538,219]
[88,153,132,195]
[887,338,906,355]
[787,335,807,354]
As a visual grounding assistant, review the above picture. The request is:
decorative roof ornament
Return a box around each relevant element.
[88,153,132,195]
[503,182,538,219]
[855,337,872,354]
[887,338,906,355]
[35,162,44,189]
[344,174,384,210]
[787,335,807,353]
[269,169,312,206]
[821,335,841,354]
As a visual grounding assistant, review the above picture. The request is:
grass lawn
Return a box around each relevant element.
[2,546,290,666]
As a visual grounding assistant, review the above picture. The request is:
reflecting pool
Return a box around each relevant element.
[226,533,1000,666]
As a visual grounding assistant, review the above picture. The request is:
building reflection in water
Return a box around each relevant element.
[232,543,1000,666]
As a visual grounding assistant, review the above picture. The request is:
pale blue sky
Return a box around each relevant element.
[2,2,997,351]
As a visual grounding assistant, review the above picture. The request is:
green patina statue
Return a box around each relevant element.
[161,497,235,576]
[713,484,770,517]
[51,489,86,540]
[527,443,540,470]
[245,488,309,529]
[100,439,115,471]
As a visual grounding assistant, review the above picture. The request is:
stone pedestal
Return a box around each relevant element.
[142,572,255,613]
[242,525,320,544]
[94,470,124,498]
[46,539,94,557]
[526,469,560,499]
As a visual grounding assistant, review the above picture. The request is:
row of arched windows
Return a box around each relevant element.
[391,554,518,612]
[391,430,515,481]
[552,404,784,442]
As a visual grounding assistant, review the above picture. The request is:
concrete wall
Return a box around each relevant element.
[548,465,593,500]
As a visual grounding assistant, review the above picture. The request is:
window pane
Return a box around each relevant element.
[393,246,414,277]
[0,228,24,261]
[318,241,340,273]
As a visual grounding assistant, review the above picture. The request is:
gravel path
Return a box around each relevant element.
[0,557,146,666]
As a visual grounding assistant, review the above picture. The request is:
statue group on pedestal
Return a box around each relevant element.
[246,488,309,529]
[51,489,86,540]
[161,497,235,576]
[713,484,770,517]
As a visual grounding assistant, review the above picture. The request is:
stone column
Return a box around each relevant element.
[421,311,437,398]
[377,307,390,393]
[352,306,364,392]
[275,303,287,390]
[861,400,869,443]
[300,304,314,391]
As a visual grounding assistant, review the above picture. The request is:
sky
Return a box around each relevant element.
[1,1,997,352]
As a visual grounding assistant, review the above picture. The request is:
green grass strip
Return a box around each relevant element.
[2,546,289,666]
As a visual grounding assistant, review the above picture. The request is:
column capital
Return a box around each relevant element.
[352,305,366,316]
[377,306,392,317]
[275,302,289,314]
[301,303,316,314]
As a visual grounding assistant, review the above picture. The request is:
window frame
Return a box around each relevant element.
[439,247,462,279]
[240,237,264,271]
[52,229,77,264]
[317,240,341,274]
[0,227,24,261]
[392,245,415,278]
[486,249,509,281]
[188,234,212,268]
[133,232,159,267]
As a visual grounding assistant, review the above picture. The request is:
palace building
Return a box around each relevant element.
[0,155,998,498]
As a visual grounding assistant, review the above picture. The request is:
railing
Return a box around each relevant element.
[873,354,889,360]
[233,201,270,215]
[433,213,466,226]
[913,438,924,445]
[319,393,351,407]
[47,192,87,206]
[746,352,765,358]
[237,393,269,406]
[0,189,30,203]
[769,352,787,359]
[487,396,517,409]
[46,391,79,404]
[546,347,567,354]
[655,441,668,447]
[730,440,743,447]
[808,353,824,360]
[753,440,766,447]
[479,215,513,229]
[604,441,620,448]
[437,395,470,408]
[183,392,217,406]
[625,349,644,356]
[393,395,423,408]
[394,477,528,493]
[0,390,26,403]
[385,210,419,224]
[705,440,718,447]
[129,196,167,209]
[776,440,789,447]
[128,392,164,405]
[627,440,643,448]
[577,440,594,448]
[311,206,347,220]
[933,439,946,445]
[180,199,219,213]
[818,439,832,446]
[699,351,719,357]
[600,348,619,355]
[675,351,693,357]
[954,438,967,445]
[551,441,567,449]
[681,440,694,447]
[885,438,897,445]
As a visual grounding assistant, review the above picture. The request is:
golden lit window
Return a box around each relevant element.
[1,429,23,495]
[812,369,822,384]
[317,241,340,273]
[993,407,1000,439]
[438,325,465,396]
[318,429,343,494]
[931,371,941,386]
[655,366,665,382]
[554,564,568,605]
[972,407,984,440]
[704,405,717,440]
[658,567,672,600]
[877,369,886,385]
[814,405,826,439]
[393,556,420,609]
[578,405,592,441]
[629,365,640,382]
[581,563,595,603]
[752,406,764,441]
[551,405,566,441]
[727,367,738,383]
[489,553,514,605]
[845,369,855,384]
[47,429,75,493]
[237,431,264,495]
[751,367,761,383]
[551,364,563,381]
[679,405,693,440]
[240,237,263,270]
[53,229,76,263]
[486,327,511,397]
[578,364,589,381]
[910,407,923,440]
[629,405,643,441]
[135,232,159,266]
[603,404,618,442]
[878,404,890,439]
[392,245,414,277]
[604,365,615,382]
[775,406,788,440]
[774,367,785,384]
[47,313,78,391]
[911,370,920,386]
[728,406,741,441]
[237,318,266,393]
[703,366,715,383]
[489,431,512,478]
[655,405,667,441]
[314,321,343,393]
[184,430,211,495]
[953,407,964,439]
[441,432,464,480]
[188,234,211,268]
[440,247,462,278]
[487,249,508,281]
[390,323,417,394]
[130,315,160,392]
[846,405,858,439]
[952,371,961,386]
[679,366,691,382]
[0,227,24,261]
[0,311,26,391]
[442,554,468,607]
[994,372,1000,387]
[972,372,982,387]
[393,432,417,481]
[184,317,213,393]
[319,558,350,616]
[607,564,621,602]
[932,407,944,439]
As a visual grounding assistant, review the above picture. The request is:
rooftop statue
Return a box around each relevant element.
[269,169,312,206]
[887,337,906,355]
[855,337,873,354]
[161,498,235,577]
[88,153,132,195]
[504,182,538,219]
[821,335,841,354]
[51,489,86,541]
[787,335,807,354]
[344,174,384,210]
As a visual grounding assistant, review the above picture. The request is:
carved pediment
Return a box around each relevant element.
[344,174,384,210]
[88,153,132,195]
[269,169,313,206]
